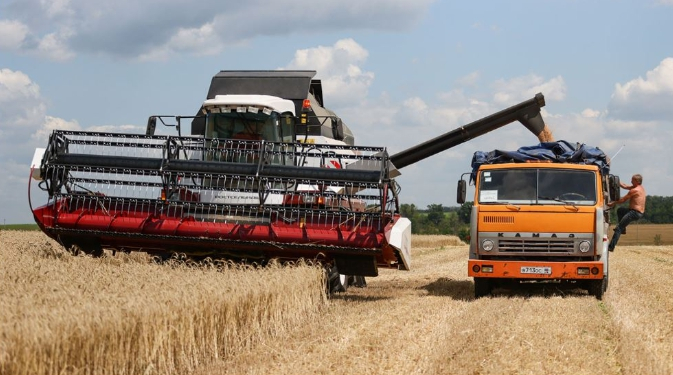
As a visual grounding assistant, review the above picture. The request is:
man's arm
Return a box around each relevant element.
[608,189,634,207]
[619,181,634,190]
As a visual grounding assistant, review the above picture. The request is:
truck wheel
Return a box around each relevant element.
[588,277,607,300]
[347,275,367,288]
[474,278,492,298]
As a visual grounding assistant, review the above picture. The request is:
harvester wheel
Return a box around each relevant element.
[68,244,82,256]
[326,265,348,294]
[64,240,103,257]
[347,275,367,288]
[473,278,492,298]
[588,277,607,300]
[83,246,103,257]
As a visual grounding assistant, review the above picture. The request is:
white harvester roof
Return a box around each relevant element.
[203,95,296,115]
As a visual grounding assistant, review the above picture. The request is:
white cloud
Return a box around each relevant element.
[286,39,375,107]
[456,71,480,87]
[581,108,602,118]
[0,68,40,100]
[608,57,673,121]
[87,124,143,133]
[0,20,29,50]
[42,0,75,18]
[1,0,433,60]
[31,116,81,143]
[492,74,566,105]
[138,22,221,61]
[0,68,45,128]
[35,28,75,61]
[403,97,429,113]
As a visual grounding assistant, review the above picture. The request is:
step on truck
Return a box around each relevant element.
[29,70,549,292]
[458,141,621,299]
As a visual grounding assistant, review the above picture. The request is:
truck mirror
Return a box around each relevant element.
[609,175,621,202]
[332,118,344,140]
[457,179,467,204]
[146,116,157,136]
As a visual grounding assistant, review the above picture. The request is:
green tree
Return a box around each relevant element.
[400,203,418,219]
[457,201,473,224]
[400,203,427,234]
[426,204,445,226]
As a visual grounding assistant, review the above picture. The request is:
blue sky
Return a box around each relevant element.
[1,0,672,224]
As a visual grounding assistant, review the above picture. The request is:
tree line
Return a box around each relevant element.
[401,195,673,241]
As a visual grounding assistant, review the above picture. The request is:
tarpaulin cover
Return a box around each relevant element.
[471,140,610,182]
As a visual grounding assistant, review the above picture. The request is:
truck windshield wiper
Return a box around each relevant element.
[538,196,577,208]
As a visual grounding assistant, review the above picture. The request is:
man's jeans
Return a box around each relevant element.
[609,208,644,250]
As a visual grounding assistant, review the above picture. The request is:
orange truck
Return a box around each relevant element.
[458,141,620,299]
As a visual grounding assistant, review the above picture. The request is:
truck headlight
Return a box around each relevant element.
[481,239,494,252]
[579,240,591,253]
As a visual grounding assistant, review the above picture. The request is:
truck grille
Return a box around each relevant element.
[498,239,575,253]
[483,215,514,224]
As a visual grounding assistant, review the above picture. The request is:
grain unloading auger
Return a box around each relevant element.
[29,70,547,286]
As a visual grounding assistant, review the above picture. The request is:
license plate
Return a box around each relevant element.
[520,266,552,275]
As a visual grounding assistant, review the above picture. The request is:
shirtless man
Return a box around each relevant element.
[607,174,646,252]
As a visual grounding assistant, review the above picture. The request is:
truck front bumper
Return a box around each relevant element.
[468,260,604,279]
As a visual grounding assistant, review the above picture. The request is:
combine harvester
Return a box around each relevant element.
[29,70,548,291]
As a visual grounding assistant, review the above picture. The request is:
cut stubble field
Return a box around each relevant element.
[1,231,672,375]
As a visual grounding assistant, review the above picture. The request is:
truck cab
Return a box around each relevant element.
[459,142,617,299]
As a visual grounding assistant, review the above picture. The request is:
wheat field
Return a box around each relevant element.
[0,231,326,375]
[1,230,672,375]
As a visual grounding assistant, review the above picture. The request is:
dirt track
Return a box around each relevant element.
[197,241,673,375]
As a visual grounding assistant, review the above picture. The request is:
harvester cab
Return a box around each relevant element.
[29,69,549,293]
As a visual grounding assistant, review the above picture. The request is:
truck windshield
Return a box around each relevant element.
[206,111,293,142]
[478,169,597,205]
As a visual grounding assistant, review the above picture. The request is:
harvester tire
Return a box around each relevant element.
[64,239,103,257]
[347,275,367,288]
[326,265,348,294]
[473,278,492,298]
[68,244,82,256]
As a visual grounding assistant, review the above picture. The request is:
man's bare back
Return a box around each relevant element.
[626,184,646,213]
[619,175,646,213]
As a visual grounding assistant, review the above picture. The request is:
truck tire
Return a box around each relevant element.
[474,278,492,298]
[588,277,607,300]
